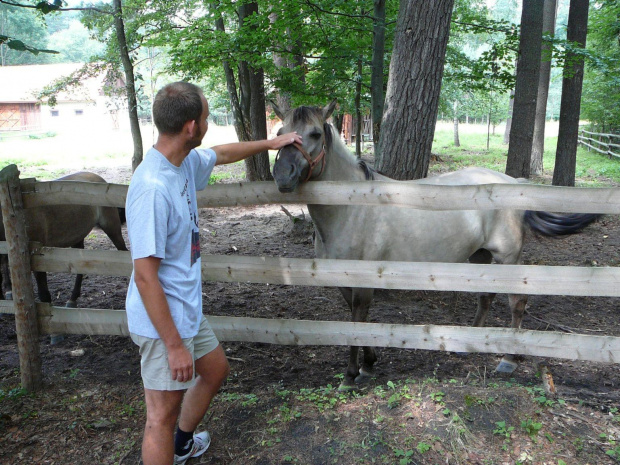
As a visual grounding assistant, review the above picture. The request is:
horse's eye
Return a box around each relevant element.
[309,132,322,140]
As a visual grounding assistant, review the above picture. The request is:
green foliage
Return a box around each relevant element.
[416,441,431,454]
[521,418,543,440]
[493,420,514,439]
[0,3,58,63]
[0,387,29,402]
[394,448,414,464]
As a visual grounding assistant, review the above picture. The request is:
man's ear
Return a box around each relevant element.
[185,119,196,135]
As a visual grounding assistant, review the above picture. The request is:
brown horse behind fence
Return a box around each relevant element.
[0,171,127,308]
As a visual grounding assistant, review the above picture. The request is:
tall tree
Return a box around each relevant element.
[505,0,545,179]
[370,0,386,148]
[375,0,455,180]
[552,0,590,186]
[530,0,558,176]
[112,0,142,172]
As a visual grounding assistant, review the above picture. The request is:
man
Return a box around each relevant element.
[125,81,302,465]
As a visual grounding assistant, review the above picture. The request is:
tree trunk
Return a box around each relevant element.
[355,57,362,157]
[370,0,386,151]
[245,64,272,181]
[531,0,558,176]
[240,2,271,181]
[214,8,250,142]
[375,0,455,180]
[552,0,589,187]
[453,100,460,147]
[113,0,143,172]
[505,0,545,179]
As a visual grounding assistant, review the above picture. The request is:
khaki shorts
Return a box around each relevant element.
[130,315,220,391]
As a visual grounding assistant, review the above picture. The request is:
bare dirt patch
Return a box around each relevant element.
[2,161,620,465]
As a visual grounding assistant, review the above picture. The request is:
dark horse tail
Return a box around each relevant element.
[524,211,600,236]
[118,207,126,225]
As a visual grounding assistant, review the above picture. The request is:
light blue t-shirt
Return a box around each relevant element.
[125,146,216,339]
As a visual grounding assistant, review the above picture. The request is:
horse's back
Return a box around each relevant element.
[313,167,524,264]
[412,167,518,186]
[57,171,107,183]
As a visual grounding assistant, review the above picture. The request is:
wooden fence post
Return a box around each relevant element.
[0,164,42,391]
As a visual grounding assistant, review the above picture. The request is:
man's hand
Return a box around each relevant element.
[268,132,303,150]
[168,343,194,382]
[213,132,304,165]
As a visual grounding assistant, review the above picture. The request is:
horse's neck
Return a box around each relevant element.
[308,140,365,251]
[320,140,366,182]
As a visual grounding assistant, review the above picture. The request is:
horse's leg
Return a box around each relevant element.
[339,287,376,390]
[98,207,128,251]
[468,249,496,327]
[34,271,52,303]
[1,254,11,300]
[496,293,528,373]
[67,241,85,308]
[34,270,63,344]
[487,226,528,373]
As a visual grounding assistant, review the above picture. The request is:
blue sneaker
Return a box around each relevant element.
[173,431,211,465]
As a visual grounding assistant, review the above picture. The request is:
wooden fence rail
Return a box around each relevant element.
[2,168,620,390]
[10,246,620,298]
[1,302,619,365]
[578,129,620,159]
[21,178,620,214]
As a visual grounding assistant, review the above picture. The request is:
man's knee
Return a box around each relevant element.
[196,345,230,386]
[145,389,184,427]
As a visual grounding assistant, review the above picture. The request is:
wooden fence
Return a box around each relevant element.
[1,163,620,390]
[578,129,620,158]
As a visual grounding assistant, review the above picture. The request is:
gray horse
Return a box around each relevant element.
[0,171,127,308]
[272,102,597,390]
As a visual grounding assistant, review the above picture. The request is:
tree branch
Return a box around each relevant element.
[0,0,109,15]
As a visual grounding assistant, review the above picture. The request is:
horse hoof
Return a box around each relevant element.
[338,382,357,392]
[495,359,518,373]
[50,334,65,345]
[4,291,12,300]
[355,369,374,385]
[66,301,77,308]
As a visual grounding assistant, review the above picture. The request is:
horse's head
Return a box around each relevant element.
[272,100,337,193]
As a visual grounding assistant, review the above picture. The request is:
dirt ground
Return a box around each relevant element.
[2,158,620,465]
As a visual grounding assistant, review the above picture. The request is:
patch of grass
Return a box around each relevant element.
[432,127,620,186]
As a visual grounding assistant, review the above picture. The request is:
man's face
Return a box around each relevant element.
[188,95,209,149]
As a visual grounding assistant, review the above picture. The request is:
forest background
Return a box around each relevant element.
[1,0,619,183]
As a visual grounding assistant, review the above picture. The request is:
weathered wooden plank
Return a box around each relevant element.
[208,316,620,363]
[0,164,42,391]
[31,247,132,276]
[0,240,7,254]
[22,180,128,209]
[201,254,620,297]
[37,304,130,337]
[199,182,620,213]
[29,306,620,364]
[0,299,14,313]
[28,247,620,297]
[20,179,620,214]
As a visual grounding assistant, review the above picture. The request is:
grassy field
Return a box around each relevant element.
[1,121,619,186]
[431,121,620,186]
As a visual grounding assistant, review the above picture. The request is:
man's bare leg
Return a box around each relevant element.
[143,389,184,465]
[178,344,229,433]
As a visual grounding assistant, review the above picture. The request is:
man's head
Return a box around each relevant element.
[152,82,209,143]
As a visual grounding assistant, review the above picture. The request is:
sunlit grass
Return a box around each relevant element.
[432,124,620,187]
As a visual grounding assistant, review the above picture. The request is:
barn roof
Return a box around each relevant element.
[0,63,105,105]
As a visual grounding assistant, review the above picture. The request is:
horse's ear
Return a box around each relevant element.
[322,99,337,120]
[270,100,286,120]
